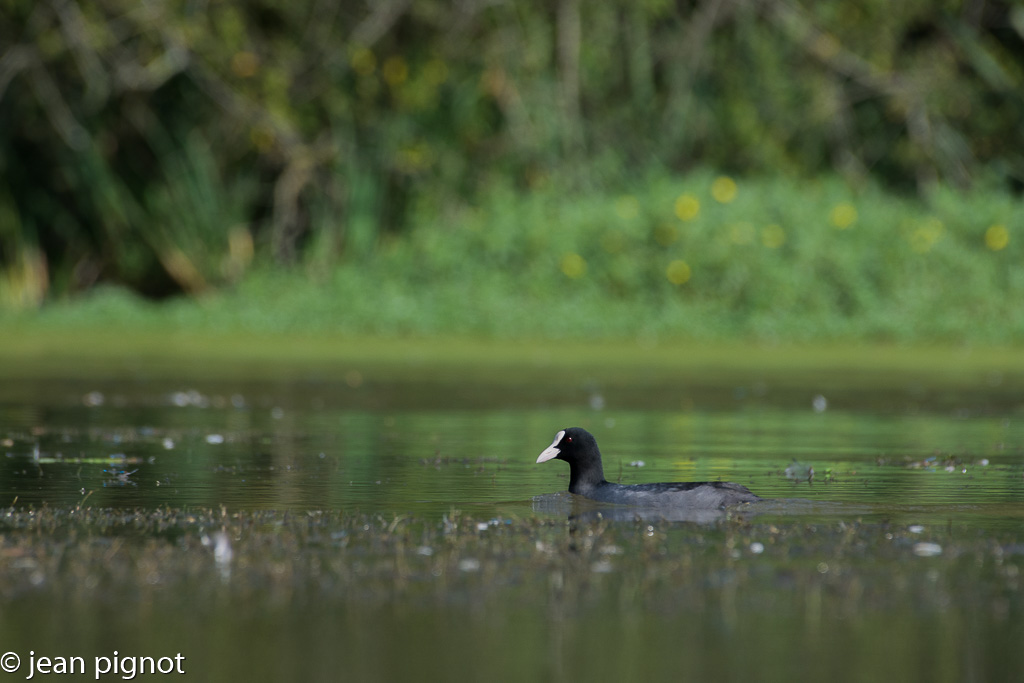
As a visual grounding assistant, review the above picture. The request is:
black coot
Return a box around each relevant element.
[536,427,760,509]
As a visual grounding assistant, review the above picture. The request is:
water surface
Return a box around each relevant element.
[0,352,1022,682]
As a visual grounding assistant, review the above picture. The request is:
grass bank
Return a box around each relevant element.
[2,171,1022,345]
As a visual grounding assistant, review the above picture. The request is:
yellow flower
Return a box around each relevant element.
[985,224,1009,251]
[674,194,700,221]
[761,224,785,248]
[666,260,691,285]
[829,202,857,229]
[711,176,738,204]
[560,252,587,279]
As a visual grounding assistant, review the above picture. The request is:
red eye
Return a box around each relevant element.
[566,437,572,443]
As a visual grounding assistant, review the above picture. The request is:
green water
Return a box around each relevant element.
[0,353,1022,682]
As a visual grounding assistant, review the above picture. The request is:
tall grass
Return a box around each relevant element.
[7,171,1021,344]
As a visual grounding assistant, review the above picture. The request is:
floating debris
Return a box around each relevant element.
[169,390,209,408]
[458,558,480,572]
[102,468,138,487]
[913,542,943,557]
[213,531,233,581]
[202,530,234,582]
[905,454,968,472]
[784,461,815,482]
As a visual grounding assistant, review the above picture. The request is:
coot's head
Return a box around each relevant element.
[536,428,605,490]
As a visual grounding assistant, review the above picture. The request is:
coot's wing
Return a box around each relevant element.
[624,481,753,493]
[598,481,760,507]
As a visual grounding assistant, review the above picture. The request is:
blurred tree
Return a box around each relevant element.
[0,0,1021,304]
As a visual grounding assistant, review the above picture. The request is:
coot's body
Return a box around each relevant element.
[536,427,760,509]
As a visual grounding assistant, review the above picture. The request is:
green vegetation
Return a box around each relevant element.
[2,1,1023,344]
[3,171,1022,343]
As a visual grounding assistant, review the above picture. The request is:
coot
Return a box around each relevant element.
[536,427,760,509]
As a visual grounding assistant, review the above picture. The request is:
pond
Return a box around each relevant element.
[0,345,1022,682]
